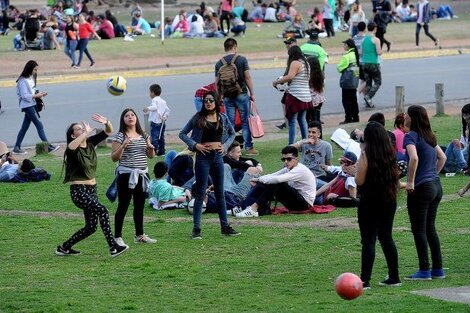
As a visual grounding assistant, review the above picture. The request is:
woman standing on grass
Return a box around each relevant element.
[355,121,400,289]
[112,108,156,246]
[404,105,446,280]
[13,60,58,155]
[56,114,128,258]
[179,91,239,239]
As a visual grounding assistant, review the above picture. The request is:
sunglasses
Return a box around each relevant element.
[281,157,296,162]
[204,98,215,103]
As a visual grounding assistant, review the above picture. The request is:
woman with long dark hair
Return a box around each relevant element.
[272,45,311,145]
[13,60,58,154]
[111,108,156,246]
[57,114,128,257]
[355,121,400,289]
[307,56,325,125]
[179,91,239,239]
[404,105,446,280]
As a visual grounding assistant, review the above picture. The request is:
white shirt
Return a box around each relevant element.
[259,162,316,205]
[147,96,170,124]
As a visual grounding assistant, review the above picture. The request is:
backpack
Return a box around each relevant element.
[217,54,242,99]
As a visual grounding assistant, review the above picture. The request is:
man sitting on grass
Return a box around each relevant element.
[233,145,316,217]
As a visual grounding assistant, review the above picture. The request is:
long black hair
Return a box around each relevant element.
[61,123,80,182]
[307,57,324,93]
[461,103,470,139]
[287,45,309,76]
[16,60,38,83]
[118,108,145,136]
[363,121,399,200]
[194,91,221,129]
[407,105,437,147]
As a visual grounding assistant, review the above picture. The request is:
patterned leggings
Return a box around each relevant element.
[62,184,116,250]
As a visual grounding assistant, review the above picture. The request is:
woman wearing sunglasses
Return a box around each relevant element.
[179,92,239,239]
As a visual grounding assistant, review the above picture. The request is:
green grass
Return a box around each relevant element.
[1,114,470,312]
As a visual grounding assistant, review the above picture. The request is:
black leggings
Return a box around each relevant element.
[114,173,146,238]
[375,26,390,49]
[358,198,399,283]
[415,23,437,46]
[62,184,116,249]
[220,10,231,32]
[323,18,335,37]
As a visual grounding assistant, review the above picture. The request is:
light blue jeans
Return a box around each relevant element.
[224,93,253,150]
[64,39,78,66]
[443,142,467,172]
[288,110,307,145]
[15,106,49,149]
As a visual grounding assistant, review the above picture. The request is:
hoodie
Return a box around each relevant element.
[330,128,361,159]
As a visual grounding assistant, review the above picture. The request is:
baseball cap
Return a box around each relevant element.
[309,32,319,41]
[339,151,358,164]
[283,37,297,45]
[342,38,356,49]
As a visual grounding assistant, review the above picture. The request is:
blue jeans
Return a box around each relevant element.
[193,151,229,229]
[77,38,94,66]
[15,106,49,149]
[224,93,253,150]
[13,34,22,49]
[443,142,467,172]
[407,178,443,271]
[150,122,165,155]
[64,39,78,66]
[288,110,307,145]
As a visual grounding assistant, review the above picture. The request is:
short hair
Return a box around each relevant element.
[20,159,35,173]
[308,121,322,131]
[224,38,238,51]
[149,84,161,96]
[368,112,385,126]
[367,22,377,32]
[227,140,241,153]
[394,113,405,128]
[357,21,366,32]
[281,145,298,157]
[153,161,168,179]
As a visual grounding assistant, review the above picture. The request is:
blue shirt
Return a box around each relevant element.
[404,130,438,187]
[137,17,151,34]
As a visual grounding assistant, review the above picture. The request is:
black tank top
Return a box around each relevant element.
[65,23,76,40]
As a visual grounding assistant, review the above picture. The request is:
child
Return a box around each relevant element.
[143,84,170,156]
[149,161,192,210]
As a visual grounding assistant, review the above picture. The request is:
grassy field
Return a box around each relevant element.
[1,1,469,65]
[1,114,470,312]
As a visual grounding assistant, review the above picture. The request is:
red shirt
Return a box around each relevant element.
[99,19,115,39]
[78,22,94,39]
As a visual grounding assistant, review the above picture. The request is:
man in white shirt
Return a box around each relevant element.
[233,146,316,217]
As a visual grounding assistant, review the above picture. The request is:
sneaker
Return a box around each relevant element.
[431,268,446,279]
[55,245,81,256]
[379,278,402,287]
[362,281,371,290]
[110,244,129,258]
[90,62,95,67]
[4,28,10,36]
[73,65,80,69]
[13,146,27,155]
[276,122,286,130]
[231,206,244,216]
[115,237,126,246]
[404,270,432,281]
[244,147,259,156]
[364,96,374,108]
[134,234,157,244]
[221,225,241,236]
[192,228,202,240]
[48,145,60,153]
[235,206,259,218]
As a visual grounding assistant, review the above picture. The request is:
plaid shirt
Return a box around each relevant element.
[194,82,217,98]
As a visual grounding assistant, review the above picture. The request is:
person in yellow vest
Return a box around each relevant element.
[337,38,360,125]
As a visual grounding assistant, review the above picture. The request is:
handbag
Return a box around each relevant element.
[339,64,359,89]
[34,90,45,115]
[106,175,118,202]
[248,100,264,138]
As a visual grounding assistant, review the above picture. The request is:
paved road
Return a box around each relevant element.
[1,54,469,147]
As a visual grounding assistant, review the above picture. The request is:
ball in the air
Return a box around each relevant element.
[107,75,127,96]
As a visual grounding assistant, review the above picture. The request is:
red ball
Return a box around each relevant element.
[335,272,363,300]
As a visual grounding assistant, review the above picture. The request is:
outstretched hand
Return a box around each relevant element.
[91,113,108,125]
[82,121,94,134]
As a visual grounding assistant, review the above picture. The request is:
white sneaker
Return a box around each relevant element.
[115,237,126,246]
[235,206,259,218]
[134,234,157,244]
[231,206,244,216]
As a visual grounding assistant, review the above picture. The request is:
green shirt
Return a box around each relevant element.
[149,178,185,202]
[63,131,108,183]
[300,42,328,70]
[361,35,379,64]
[337,48,358,75]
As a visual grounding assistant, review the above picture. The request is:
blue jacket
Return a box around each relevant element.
[417,1,432,24]
[179,113,235,153]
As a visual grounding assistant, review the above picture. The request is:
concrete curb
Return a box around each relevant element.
[0,47,468,88]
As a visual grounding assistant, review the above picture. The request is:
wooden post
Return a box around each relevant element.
[144,113,150,135]
[435,83,444,115]
[395,86,405,116]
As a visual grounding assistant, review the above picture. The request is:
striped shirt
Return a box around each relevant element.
[114,132,149,169]
[288,61,312,103]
